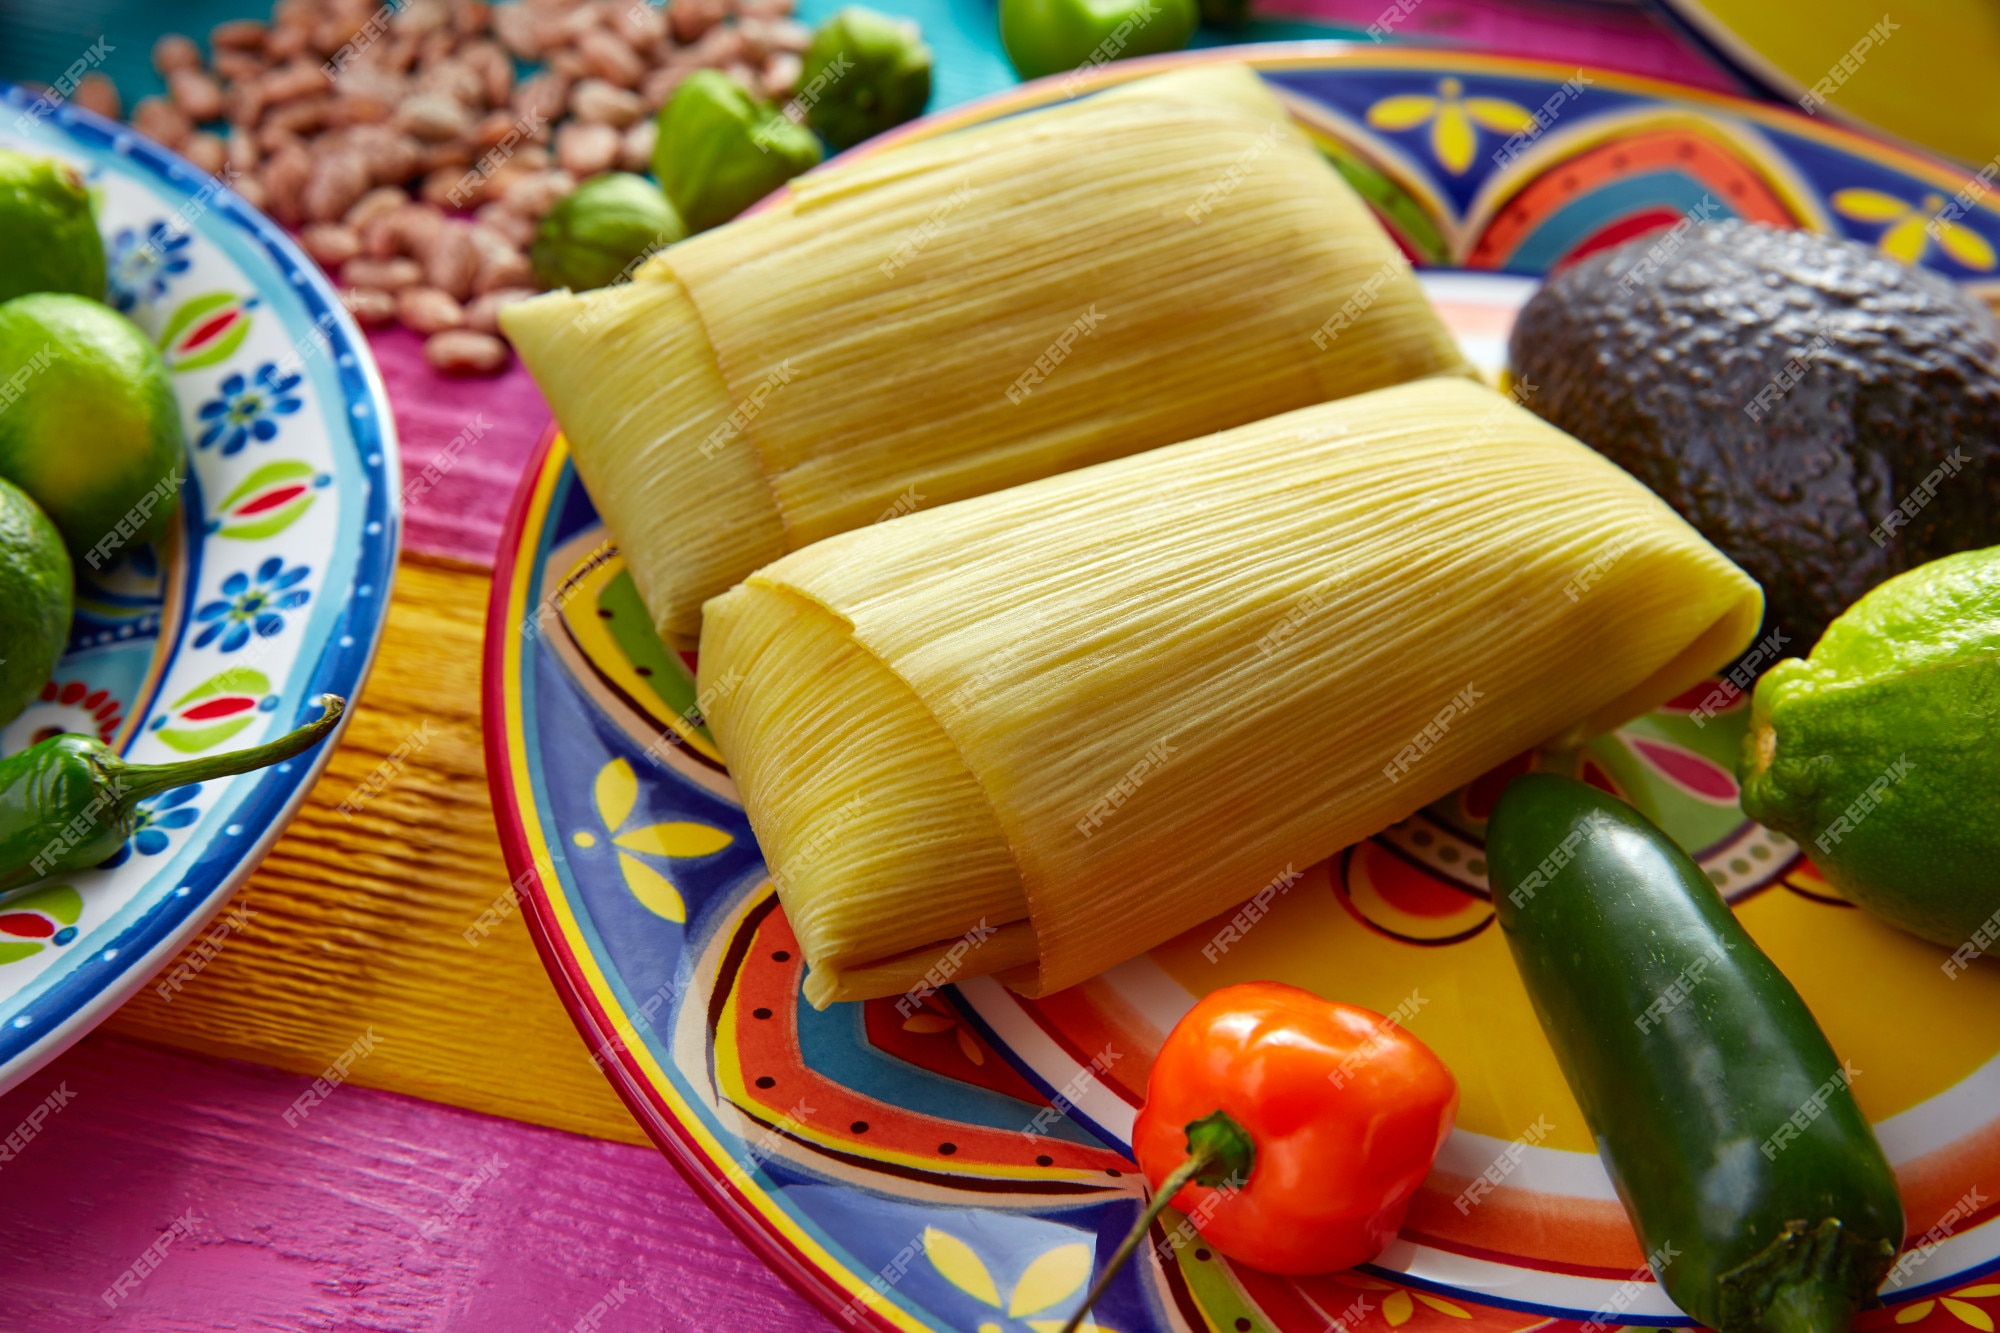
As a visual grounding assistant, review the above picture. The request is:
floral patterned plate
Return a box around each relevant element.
[486,47,2000,1333]
[0,87,398,1095]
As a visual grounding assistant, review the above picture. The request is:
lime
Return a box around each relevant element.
[1740,547,2000,951]
[0,476,74,729]
[0,149,105,303]
[0,293,185,568]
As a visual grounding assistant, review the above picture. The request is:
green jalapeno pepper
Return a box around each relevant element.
[0,694,346,895]
[1488,773,1903,1333]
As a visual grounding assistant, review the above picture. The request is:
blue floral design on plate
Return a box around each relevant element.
[193,557,313,653]
[105,221,193,312]
[196,363,305,455]
[97,785,202,869]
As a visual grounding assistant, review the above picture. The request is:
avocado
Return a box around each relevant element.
[1508,219,2000,659]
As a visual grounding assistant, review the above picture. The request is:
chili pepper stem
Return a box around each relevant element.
[1055,1145,1218,1333]
[1057,1109,1256,1333]
[113,695,347,801]
[1759,1287,1845,1333]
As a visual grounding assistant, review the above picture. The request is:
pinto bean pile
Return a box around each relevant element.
[78,0,808,374]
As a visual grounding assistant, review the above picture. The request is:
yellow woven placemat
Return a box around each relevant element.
[105,555,648,1146]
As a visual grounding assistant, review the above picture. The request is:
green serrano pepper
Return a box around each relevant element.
[0,694,345,896]
[1488,773,1903,1333]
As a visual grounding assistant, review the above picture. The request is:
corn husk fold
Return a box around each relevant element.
[699,378,1764,1006]
[504,63,1471,644]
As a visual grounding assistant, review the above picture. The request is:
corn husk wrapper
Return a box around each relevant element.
[503,63,1471,644]
[699,378,1765,1006]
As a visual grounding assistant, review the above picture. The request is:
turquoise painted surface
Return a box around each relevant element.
[1,0,253,105]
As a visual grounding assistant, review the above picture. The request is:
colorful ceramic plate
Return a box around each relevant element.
[1648,0,2000,171]
[485,46,2000,1333]
[0,88,398,1095]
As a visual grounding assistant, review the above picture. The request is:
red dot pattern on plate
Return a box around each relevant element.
[37,680,125,741]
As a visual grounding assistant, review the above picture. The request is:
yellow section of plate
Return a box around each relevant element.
[1668,0,2000,166]
[1152,857,2000,1150]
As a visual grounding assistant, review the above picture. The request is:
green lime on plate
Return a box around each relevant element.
[0,149,105,304]
[1741,546,2000,951]
[0,292,185,569]
[0,475,74,728]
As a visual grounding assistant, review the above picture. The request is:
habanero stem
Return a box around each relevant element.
[1057,1110,1254,1333]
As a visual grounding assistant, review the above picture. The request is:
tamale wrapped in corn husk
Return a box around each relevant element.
[699,378,1765,1006]
[502,64,1472,644]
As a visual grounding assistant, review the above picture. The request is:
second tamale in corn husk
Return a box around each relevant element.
[698,378,1765,1006]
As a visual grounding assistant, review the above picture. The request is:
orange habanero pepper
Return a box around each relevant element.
[1060,981,1459,1333]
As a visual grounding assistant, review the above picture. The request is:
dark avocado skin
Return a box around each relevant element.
[1509,219,2000,658]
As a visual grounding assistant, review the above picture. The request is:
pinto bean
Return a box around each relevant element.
[397,285,467,333]
[554,119,618,176]
[424,223,481,298]
[464,285,536,334]
[212,19,271,51]
[424,329,510,374]
[73,72,123,121]
[182,131,230,176]
[302,222,365,268]
[169,68,227,121]
[342,255,425,290]
[132,96,194,149]
[153,34,203,76]
[303,149,373,222]
[570,77,642,127]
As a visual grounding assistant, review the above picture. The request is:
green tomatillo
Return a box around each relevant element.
[651,70,823,233]
[798,8,933,151]
[997,0,1197,85]
[529,172,686,291]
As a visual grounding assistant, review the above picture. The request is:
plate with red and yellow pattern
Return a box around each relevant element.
[486,46,2000,1333]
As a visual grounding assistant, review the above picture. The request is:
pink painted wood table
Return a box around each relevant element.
[0,2,1744,1327]
[0,323,830,1328]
